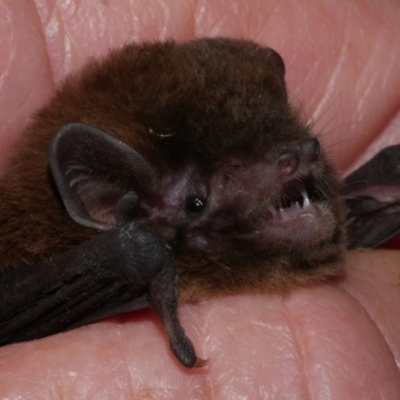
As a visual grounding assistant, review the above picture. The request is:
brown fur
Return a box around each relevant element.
[0,38,346,300]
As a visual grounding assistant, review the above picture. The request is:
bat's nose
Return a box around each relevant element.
[276,138,320,176]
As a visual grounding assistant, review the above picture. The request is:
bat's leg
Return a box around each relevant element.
[0,223,200,368]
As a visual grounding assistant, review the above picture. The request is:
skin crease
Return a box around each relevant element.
[0,0,399,398]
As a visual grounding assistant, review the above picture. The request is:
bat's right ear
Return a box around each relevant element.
[48,123,155,230]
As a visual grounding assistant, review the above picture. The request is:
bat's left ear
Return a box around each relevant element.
[48,122,155,230]
[341,144,400,249]
[268,48,285,78]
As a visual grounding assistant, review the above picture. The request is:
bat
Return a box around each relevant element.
[0,38,399,368]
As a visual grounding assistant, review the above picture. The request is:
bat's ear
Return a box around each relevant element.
[341,144,400,249]
[268,49,285,78]
[48,123,155,230]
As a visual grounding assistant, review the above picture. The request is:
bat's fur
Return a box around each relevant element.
[0,38,346,300]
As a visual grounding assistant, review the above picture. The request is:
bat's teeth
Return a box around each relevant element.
[300,189,311,207]
[267,206,277,218]
[279,207,288,220]
[294,201,301,208]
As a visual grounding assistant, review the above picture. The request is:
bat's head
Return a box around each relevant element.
[134,135,342,255]
[48,38,346,297]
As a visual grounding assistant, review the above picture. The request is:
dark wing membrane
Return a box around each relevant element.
[341,144,400,249]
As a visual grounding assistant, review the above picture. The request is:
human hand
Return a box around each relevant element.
[0,1,399,398]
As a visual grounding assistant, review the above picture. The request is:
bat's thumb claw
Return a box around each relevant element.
[193,357,209,368]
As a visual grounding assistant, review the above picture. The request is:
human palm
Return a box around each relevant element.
[0,1,400,398]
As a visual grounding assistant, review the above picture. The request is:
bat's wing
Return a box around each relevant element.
[0,223,199,368]
[341,144,400,249]
[0,123,202,367]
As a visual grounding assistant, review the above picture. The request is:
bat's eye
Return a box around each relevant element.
[185,196,205,214]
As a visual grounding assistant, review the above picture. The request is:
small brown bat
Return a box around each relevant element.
[0,38,399,368]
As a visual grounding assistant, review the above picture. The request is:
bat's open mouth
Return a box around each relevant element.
[266,175,321,223]
[222,168,336,250]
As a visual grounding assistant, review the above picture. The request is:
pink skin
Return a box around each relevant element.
[1,0,400,397]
